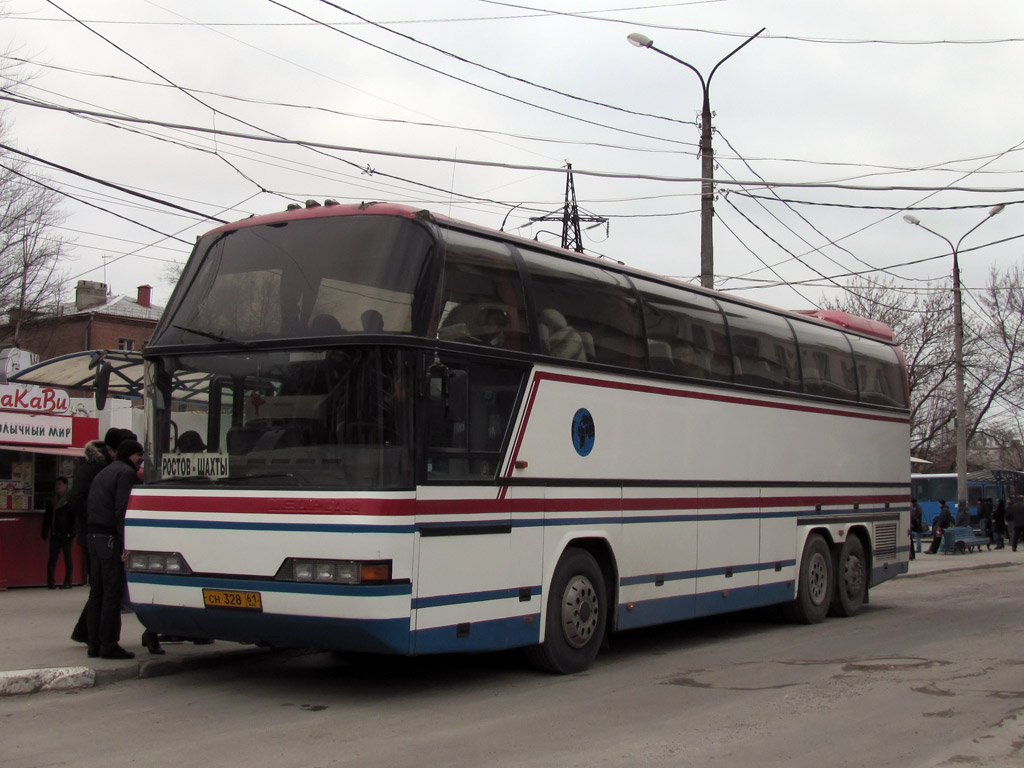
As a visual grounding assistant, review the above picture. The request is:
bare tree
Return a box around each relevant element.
[821,269,1024,470]
[0,114,69,344]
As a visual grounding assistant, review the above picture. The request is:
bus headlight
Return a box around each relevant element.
[275,558,392,585]
[127,551,193,575]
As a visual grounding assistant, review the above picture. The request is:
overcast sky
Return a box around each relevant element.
[1,0,1022,315]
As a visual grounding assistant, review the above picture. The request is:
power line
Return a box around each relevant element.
[7,93,1024,194]
[730,191,1024,212]
[478,1,1024,45]
[0,141,228,225]
[0,159,190,244]
[261,0,690,148]
[309,0,689,128]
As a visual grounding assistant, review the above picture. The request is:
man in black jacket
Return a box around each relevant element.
[41,476,71,588]
[84,438,144,659]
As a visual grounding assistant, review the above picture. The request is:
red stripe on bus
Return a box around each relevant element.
[129,492,905,516]
[533,371,910,424]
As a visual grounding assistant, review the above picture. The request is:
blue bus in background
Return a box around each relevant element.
[911,472,1003,528]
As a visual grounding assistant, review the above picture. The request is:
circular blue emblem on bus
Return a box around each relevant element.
[571,408,596,457]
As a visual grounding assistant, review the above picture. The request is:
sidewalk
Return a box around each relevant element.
[0,584,268,696]
[1,545,1021,696]
[903,537,1023,578]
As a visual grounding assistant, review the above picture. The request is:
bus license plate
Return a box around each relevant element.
[202,588,262,611]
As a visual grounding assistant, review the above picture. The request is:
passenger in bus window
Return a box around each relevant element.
[361,309,384,334]
[176,431,206,453]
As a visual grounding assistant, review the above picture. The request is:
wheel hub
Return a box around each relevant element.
[808,553,829,605]
[561,575,599,649]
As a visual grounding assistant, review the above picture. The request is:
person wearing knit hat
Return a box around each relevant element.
[104,428,137,451]
[83,437,145,659]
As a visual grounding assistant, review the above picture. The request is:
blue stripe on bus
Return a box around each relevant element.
[413,615,541,654]
[412,586,542,610]
[616,580,797,630]
[128,572,412,597]
[126,519,416,534]
[127,506,895,534]
[619,559,797,587]
[129,572,539,612]
[132,604,412,655]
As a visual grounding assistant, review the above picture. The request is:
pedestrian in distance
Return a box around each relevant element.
[83,436,146,659]
[993,498,1008,549]
[1009,495,1024,552]
[954,500,971,528]
[41,476,72,589]
[926,500,954,554]
[909,498,924,560]
[979,498,995,546]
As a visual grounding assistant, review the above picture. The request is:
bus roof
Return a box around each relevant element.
[203,201,899,344]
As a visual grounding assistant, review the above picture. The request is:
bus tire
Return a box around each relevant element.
[526,548,607,674]
[829,536,867,617]
[782,534,833,624]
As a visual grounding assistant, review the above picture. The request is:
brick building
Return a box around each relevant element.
[0,281,163,588]
[0,280,163,360]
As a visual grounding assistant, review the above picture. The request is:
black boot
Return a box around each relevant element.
[142,630,165,655]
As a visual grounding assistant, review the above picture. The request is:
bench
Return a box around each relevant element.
[941,526,991,554]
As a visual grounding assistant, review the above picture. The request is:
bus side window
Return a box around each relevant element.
[437,231,526,352]
[521,248,642,368]
[793,322,858,401]
[635,279,729,381]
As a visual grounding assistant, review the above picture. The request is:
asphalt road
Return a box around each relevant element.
[3,564,1023,768]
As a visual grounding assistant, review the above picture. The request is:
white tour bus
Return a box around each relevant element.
[126,201,911,673]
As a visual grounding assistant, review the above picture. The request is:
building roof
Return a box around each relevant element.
[71,294,164,322]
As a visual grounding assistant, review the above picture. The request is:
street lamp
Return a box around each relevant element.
[627,28,764,290]
[903,204,1006,517]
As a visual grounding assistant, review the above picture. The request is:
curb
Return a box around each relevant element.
[0,666,96,696]
[904,559,1021,579]
[0,646,272,697]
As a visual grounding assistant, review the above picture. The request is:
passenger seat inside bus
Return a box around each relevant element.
[537,308,588,361]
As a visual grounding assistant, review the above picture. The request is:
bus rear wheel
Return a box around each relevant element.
[829,536,867,617]
[782,534,833,624]
[527,548,607,674]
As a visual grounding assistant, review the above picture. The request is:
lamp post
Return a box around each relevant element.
[903,204,1006,517]
[627,28,764,290]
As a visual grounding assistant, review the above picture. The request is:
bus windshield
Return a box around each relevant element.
[145,347,412,489]
[152,214,434,346]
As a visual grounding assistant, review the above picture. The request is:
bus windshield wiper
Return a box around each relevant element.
[173,324,235,343]
[147,475,220,485]
[218,472,299,486]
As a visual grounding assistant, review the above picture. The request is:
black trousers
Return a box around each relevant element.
[46,535,74,586]
[86,534,124,651]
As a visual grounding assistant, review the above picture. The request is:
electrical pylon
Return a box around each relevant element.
[530,163,607,253]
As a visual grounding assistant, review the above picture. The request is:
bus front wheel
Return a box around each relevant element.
[527,548,607,674]
[782,534,833,624]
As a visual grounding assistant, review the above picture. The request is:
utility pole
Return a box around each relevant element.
[628,28,764,289]
[904,204,1005,517]
[531,163,607,253]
